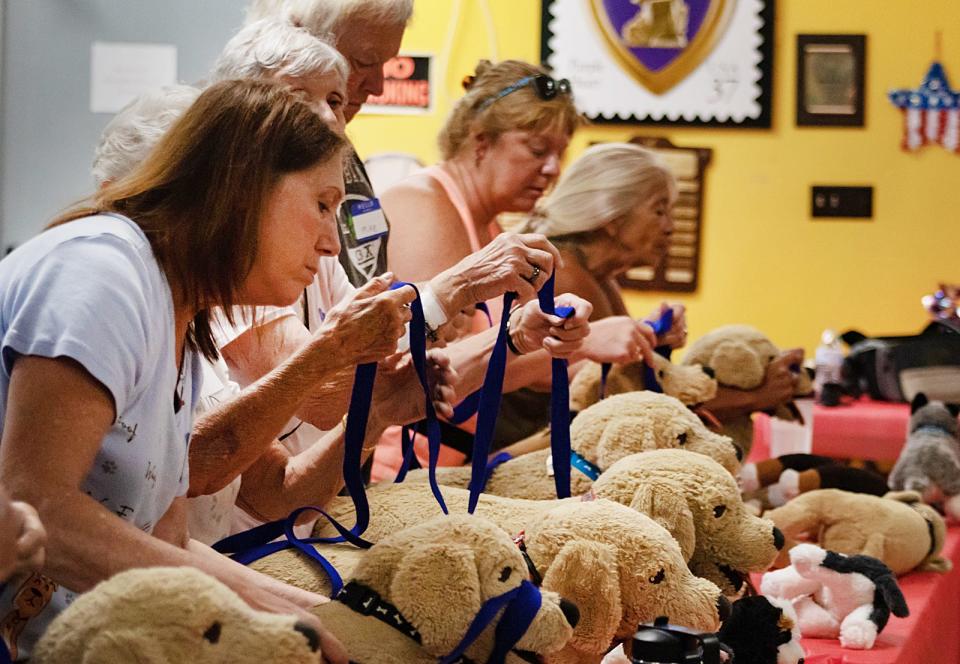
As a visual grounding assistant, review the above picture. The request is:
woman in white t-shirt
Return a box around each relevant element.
[0,79,411,662]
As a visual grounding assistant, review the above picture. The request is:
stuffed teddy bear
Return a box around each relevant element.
[740,453,890,509]
[761,543,909,650]
[682,325,813,457]
[591,450,784,597]
[568,353,718,412]
[401,391,742,502]
[888,392,960,520]
[312,513,578,663]
[717,595,805,664]
[31,566,325,663]
[255,490,727,663]
[764,488,950,575]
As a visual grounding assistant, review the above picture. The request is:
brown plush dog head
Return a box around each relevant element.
[348,514,576,658]
[569,354,718,411]
[682,325,812,400]
[32,567,324,664]
[521,499,727,660]
[571,391,742,475]
[593,450,784,596]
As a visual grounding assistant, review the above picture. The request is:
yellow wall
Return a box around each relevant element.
[349,0,960,356]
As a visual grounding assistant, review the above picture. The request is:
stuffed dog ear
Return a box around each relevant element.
[390,543,481,654]
[541,540,621,657]
[596,416,657,463]
[709,341,764,388]
[911,392,929,414]
[947,403,960,419]
[629,484,696,562]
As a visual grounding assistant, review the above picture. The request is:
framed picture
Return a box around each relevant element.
[796,34,866,126]
[541,0,775,127]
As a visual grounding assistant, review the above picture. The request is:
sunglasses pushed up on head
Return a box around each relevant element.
[477,74,572,110]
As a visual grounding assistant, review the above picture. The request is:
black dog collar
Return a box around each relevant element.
[513,531,544,587]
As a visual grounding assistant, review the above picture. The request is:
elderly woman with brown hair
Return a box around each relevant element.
[0,79,388,661]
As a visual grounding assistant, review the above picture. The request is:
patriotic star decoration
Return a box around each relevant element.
[889,62,960,152]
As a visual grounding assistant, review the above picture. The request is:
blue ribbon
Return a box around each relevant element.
[214,281,445,581]
[0,584,9,664]
[438,579,542,664]
[599,308,674,401]
[570,450,602,481]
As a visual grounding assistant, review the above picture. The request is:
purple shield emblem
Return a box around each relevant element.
[590,0,734,94]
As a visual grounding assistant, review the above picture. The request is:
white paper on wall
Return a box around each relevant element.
[90,41,178,114]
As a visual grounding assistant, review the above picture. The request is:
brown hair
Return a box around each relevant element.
[438,59,583,160]
[51,78,344,360]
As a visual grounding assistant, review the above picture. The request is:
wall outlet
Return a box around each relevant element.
[811,186,873,219]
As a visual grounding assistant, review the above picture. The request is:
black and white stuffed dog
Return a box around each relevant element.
[761,543,909,649]
[718,595,805,664]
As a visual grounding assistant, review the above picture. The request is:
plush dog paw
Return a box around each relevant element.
[839,617,878,649]
[788,543,828,574]
[777,469,801,502]
[945,493,960,523]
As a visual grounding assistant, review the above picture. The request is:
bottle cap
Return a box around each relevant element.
[630,623,685,663]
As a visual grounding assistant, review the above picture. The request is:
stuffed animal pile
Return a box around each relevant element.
[762,543,909,649]
[403,391,741,501]
[740,453,890,509]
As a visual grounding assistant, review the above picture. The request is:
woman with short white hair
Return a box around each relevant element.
[212,17,348,132]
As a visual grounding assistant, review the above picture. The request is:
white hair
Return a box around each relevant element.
[92,84,201,185]
[246,0,413,37]
[211,17,348,83]
[524,143,675,237]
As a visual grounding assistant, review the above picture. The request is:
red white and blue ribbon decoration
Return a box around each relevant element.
[889,61,960,153]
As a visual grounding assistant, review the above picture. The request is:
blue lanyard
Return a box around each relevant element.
[0,583,8,664]
[214,282,442,588]
[599,308,674,400]
[439,579,541,664]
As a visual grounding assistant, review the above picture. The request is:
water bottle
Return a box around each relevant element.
[814,329,845,405]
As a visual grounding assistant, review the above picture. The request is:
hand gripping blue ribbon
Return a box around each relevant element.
[214,281,444,584]
[599,307,674,400]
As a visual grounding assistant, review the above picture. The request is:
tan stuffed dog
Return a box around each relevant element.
[32,567,324,664]
[403,391,741,501]
[256,488,727,663]
[312,514,577,663]
[569,354,718,412]
[682,325,813,456]
[591,450,784,597]
[765,489,950,575]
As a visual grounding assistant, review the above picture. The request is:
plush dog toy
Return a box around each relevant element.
[761,543,909,650]
[591,450,784,597]
[717,595,805,664]
[403,391,741,501]
[682,325,813,456]
[740,453,890,509]
[31,567,325,663]
[568,353,718,412]
[888,392,960,520]
[312,514,577,663]
[256,490,727,663]
[764,488,950,575]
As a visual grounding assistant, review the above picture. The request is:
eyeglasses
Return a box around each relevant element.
[477,75,572,110]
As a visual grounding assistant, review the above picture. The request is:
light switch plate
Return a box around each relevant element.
[811,186,873,219]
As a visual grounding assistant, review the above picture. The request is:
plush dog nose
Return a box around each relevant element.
[559,598,580,628]
[716,594,731,622]
[293,621,320,652]
[773,526,785,550]
[702,366,715,379]
[733,443,743,462]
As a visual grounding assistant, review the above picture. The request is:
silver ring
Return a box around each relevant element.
[524,264,541,284]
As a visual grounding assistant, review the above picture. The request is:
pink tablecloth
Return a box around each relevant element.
[752,398,911,463]
[751,526,960,664]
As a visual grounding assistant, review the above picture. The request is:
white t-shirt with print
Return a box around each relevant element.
[0,214,201,660]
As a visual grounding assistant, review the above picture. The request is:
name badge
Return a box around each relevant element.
[348,198,389,242]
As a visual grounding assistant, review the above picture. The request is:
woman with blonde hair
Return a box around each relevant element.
[0,78,413,662]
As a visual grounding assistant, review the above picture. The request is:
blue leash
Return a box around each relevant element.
[0,583,8,664]
[214,282,443,584]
